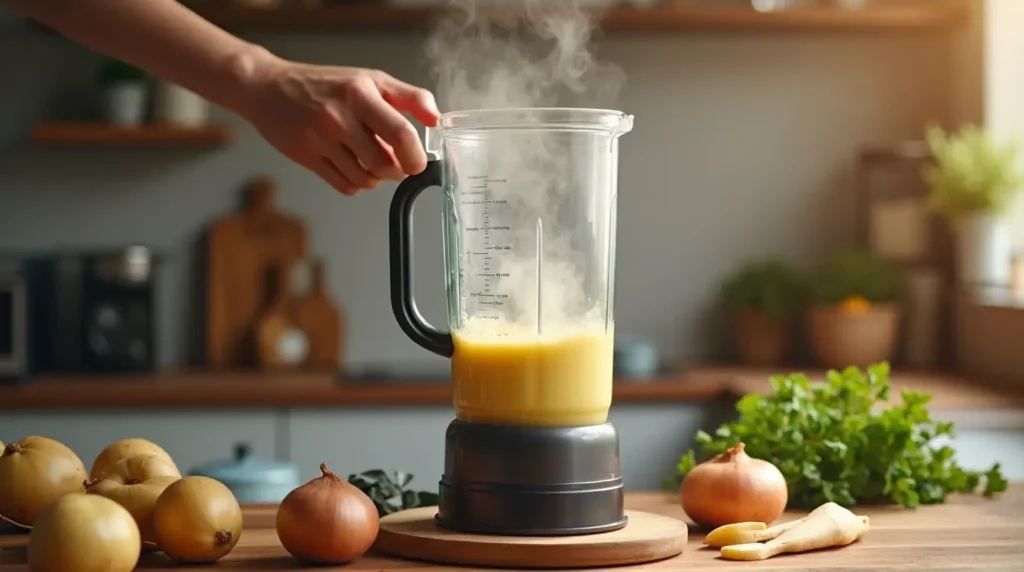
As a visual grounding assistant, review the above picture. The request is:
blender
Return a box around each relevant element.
[389,107,633,536]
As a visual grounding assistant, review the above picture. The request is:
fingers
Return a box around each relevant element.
[374,72,440,127]
[348,85,429,176]
[314,136,381,192]
[344,123,405,181]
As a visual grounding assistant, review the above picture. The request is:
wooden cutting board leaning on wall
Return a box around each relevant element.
[206,177,309,369]
[256,257,343,371]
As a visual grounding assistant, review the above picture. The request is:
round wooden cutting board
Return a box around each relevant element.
[374,507,689,569]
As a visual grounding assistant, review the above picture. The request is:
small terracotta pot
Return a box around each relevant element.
[733,309,794,368]
[806,304,901,369]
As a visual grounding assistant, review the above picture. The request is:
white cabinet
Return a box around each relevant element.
[0,411,279,475]
[285,403,718,491]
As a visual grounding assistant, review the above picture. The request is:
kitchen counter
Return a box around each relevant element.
[2,488,1022,571]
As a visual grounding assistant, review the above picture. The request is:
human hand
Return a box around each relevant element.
[237,55,440,196]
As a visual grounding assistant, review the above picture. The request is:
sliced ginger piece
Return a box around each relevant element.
[720,502,870,561]
[703,522,766,547]
[705,517,810,548]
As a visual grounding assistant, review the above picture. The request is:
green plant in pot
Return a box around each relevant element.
[806,249,907,369]
[922,123,1024,286]
[96,57,149,127]
[721,259,806,368]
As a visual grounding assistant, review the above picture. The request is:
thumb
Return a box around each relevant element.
[375,73,441,127]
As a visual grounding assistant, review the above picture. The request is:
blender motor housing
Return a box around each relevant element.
[436,419,628,536]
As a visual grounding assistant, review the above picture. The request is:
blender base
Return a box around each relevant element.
[435,419,627,536]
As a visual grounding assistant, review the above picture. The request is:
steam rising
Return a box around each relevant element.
[424,0,628,341]
[425,0,626,111]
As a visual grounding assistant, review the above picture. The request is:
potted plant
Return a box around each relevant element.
[923,123,1024,287]
[97,57,148,127]
[806,248,907,369]
[721,259,806,368]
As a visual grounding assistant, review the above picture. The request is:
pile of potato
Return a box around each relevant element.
[0,436,242,571]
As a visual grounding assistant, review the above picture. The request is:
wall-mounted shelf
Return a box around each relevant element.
[30,123,232,146]
[0,366,1016,413]
[0,370,725,410]
[190,4,967,34]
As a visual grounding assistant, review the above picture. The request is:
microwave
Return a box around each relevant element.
[0,256,58,382]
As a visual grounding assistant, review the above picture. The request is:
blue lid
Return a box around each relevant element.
[189,443,299,487]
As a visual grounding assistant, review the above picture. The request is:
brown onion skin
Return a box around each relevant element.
[0,436,88,527]
[276,462,380,564]
[680,442,788,530]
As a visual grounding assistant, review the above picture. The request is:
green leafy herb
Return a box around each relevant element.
[809,248,907,306]
[923,123,1024,223]
[348,469,439,517]
[665,362,1008,509]
[721,259,808,319]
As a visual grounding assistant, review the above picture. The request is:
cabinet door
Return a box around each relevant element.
[287,408,451,484]
[0,411,279,475]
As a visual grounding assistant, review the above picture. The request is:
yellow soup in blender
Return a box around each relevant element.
[451,324,615,427]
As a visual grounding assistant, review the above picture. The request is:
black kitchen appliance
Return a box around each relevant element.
[80,245,158,372]
[0,255,58,382]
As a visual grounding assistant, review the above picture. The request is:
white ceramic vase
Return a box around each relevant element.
[154,81,210,126]
[104,82,147,127]
[955,212,1013,287]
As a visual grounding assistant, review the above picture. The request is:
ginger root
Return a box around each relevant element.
[711,502,870,561]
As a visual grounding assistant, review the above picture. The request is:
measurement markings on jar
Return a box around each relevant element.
[464,175,511,319]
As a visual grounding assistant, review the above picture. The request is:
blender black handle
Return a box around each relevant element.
[389,160,455,358]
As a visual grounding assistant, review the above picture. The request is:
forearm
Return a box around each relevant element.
[4,0,278,117]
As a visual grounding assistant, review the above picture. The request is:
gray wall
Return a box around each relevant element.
[0,16,954,373]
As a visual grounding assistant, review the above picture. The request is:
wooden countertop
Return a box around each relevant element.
[2,489,1022,571]
[1,366,1023,415]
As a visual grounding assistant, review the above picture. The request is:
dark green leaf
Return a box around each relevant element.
[347,468,439,518]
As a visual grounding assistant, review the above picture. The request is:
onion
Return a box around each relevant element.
[276,462,379,564]
[153,476,243,563]
[680,442,788,529]
[85,454,180,544]
[90,438,179,481]
[27,493,141,572]
[0,436,88,528]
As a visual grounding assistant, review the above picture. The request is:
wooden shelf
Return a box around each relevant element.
[0,371,726,410]
[31,123,232,146]
[192,4,967,34]
[1,366,1020,413]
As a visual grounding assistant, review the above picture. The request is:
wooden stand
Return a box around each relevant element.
[374,506,688,569]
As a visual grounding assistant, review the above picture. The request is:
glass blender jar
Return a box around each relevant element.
[389,107,634,536]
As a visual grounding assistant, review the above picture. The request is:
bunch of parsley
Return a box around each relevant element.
[668,362,1008,509]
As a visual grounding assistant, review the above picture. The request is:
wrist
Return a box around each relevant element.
[218,42,282,120]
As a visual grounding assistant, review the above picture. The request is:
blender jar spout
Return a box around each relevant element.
[613,114,634,139]
[424,125,441,160]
